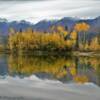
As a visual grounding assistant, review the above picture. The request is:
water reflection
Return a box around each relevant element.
[0,54,100,86]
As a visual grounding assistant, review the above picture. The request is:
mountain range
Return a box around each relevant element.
[0,16,100,37]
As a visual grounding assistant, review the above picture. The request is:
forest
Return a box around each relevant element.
[1,22,100,53]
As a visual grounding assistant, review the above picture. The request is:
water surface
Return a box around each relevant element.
[0,54,100,86]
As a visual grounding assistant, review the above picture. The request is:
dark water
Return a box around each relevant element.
[0,54,100,86]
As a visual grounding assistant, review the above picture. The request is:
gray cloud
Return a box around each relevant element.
[0,0,99,23]
[0,0,49,1]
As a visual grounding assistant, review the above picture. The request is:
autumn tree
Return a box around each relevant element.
[50,25,68,38]
[74,22,90,50]
[89,36,100,51]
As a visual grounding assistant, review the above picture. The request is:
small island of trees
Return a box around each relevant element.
[0,22,99,54]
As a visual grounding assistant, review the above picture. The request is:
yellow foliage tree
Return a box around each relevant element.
[89,37,100,51]
[74,22,90,50]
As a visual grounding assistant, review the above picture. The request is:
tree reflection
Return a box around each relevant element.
[7,55,100,85]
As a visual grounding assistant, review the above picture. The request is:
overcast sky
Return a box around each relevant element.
[0,0,100,23]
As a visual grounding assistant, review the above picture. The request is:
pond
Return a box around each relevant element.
[0,54,100,100]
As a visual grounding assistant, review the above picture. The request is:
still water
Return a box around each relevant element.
[0,54,100,86]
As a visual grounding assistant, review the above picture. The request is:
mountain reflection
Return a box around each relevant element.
[5,54,100,86]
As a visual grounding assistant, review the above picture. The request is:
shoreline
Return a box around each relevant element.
[0,50,100,57]
[73,51,100,57]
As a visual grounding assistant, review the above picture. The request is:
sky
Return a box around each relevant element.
[0,0,100,23]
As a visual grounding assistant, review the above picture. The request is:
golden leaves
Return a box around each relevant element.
[90,37,100,51]
[74,22,90,32]
[8,26,74,51]
[8,22,100,52]
[70,31,77,40]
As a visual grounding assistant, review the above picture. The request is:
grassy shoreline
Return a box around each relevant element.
[0,49,100,57]
[72,51,100,57]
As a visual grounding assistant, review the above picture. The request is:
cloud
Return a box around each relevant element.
[0,0,99,23]
[0,0,49,1]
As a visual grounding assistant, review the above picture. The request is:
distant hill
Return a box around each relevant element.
[33,17,100,36]
[0,16,100,37]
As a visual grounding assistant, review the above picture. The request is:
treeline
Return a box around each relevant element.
[7,22,100,52]
[8,26,76,52]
